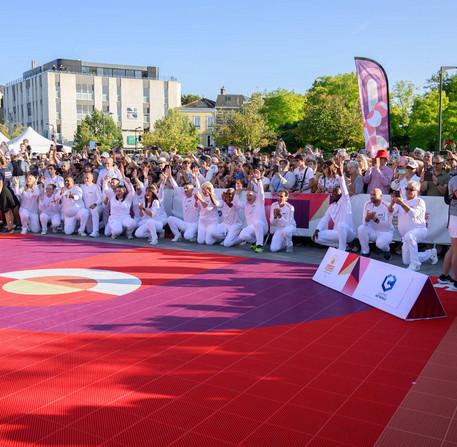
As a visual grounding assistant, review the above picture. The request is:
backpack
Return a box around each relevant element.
[11,159,24,177]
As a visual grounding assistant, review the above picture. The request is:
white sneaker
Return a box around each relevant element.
[89,232,99,238]
[21,228,27,235]
[239,241,247,246]
[127,233,133,240]
[78,232,87,237]
[286,245,293,253]
[430,248,438,265]
[171,234,182,242]
[407,263,420,271]
[41,229,47,235]
[189,237,197,242]
[111,234,116,239]
[150,239,158,245]
[159,231,165,239]
[52,227,58,233]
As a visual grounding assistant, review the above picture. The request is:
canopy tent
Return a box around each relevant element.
[0,131,9,143]
[7,127,72,154]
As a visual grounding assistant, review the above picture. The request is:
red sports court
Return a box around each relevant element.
[0,233,456,446]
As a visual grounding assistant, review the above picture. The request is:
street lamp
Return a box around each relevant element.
[438,66,457,150]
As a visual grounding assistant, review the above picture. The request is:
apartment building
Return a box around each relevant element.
[3,58,181,147]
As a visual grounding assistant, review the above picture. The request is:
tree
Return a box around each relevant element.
[213,93,275,150]
[141,108,199,154]
[294,91,364,149]
[181,94,200,105]
[0,121,26,140]
[408,89,457,151]
[390,81,418,147]
[260,89,305,131]
[73,109,123,152]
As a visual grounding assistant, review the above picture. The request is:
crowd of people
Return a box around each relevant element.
[1,139,457,286]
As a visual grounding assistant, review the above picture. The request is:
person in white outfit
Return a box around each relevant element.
[312,161,356,251]
[270,190,296,253]
[234,172,268,253]
[207,188,243,247]
[166,166,200,242]
[96,158,123,187]
[39,184,61,234]
[16,175,41,234]
[135,187,163,245]
[56,177,89,236]
[102,175,136,239]
[388,180,438,271]
[194,181,221,245]
[358,188,394,260]
[43,164,64,189]
[81,172,103,237]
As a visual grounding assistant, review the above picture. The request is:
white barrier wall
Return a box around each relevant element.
[163,189,451,245]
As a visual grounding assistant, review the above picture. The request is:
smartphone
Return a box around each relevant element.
[423,170,433,182]
[393,190,401,197]
[278,166,283,174]
[438,150,448,156]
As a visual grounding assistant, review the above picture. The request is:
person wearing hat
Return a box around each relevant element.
[195,144,205,157]
[391,159,420,198]
[388,181,438,271]
[363,149,393,194]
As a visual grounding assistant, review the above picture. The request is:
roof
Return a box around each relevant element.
[180,98,216,109]
[215,94,250,109]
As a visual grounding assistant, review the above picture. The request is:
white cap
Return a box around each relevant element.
[101,152,110,158]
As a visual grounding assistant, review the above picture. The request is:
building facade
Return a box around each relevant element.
[179,98,216,147]
[3,58,181,147]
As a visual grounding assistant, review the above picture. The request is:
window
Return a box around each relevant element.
[117,105,121,122]
[193,116,201,129]
[102,85,109,101]
[27,103,32,117]
[143,106,150,123]
[76,84,94,100]
[164,87,168,105]
[77,104,94,120]
[113,69,125,77]
[55,82,60,98]
[143,87,149,103]
[56,102,61,119]
[103,68,112,77]
[102,105,109,114]
[117,85,121,101]
[207,116,215,128]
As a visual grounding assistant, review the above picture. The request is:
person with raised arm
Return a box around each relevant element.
[194,181,221,245]
[166,165,200,242]
[312,159,356,251]
[234,170,268,253]
[135,187,163,245]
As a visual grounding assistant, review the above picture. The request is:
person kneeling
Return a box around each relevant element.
[270,190,296,253]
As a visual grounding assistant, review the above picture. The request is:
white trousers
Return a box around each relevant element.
[86,205,101,234]
[19,208,40,233]
[316,222,356,251]
[401,227,431,267]
[270,225,295,252]
[135,219,163,241]
[106,216,136,237]
[239,221,268,246]
[64,209,89,235]
[167,216,198,240]
[357,225,393,254]
[40,212,61,230]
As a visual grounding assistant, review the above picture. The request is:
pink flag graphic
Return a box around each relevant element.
[355,57,391,158]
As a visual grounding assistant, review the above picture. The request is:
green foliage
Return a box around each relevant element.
[261,89,305,131]
[390,81,418,147]
[213,93,275,150]
[142,108,199,154]
[181,94,200,105]
[294,90,364,149]
[73,109,123,152]
[0,121,25,140]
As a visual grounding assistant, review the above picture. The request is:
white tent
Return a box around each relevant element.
[0,131,9,143]
[7,127,72,154]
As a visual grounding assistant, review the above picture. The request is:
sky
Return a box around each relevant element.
[2,0,457,99]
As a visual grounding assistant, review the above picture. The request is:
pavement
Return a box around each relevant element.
[30,231,445,278]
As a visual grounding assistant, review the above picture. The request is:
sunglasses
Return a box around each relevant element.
[432,162,442,165]
[405,187,416,191]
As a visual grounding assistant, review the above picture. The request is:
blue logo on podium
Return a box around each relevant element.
[382,274,397,292]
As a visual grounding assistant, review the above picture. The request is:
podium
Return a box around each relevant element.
[313,248,446,321]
